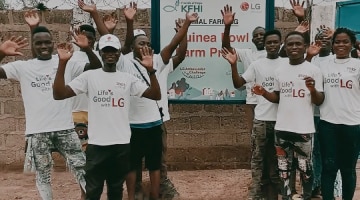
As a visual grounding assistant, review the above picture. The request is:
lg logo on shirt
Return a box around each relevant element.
[112,98,124,107]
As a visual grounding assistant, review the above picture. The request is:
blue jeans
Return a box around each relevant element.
[319,120,360,200]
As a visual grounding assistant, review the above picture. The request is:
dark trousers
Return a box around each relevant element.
[319,120,360,200]
[85,144,130,200]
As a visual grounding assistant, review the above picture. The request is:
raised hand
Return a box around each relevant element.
[252,84,266,96]
[103,12,118,32]
[322,26,334,39]
[221,47,237,65]
[307,41,321,57]
[137,46,154,70]
[290,0,305,19]
[221,4,235,26]
[124,1,137,21]
[174,18,185,32]
[295,21,309,33]
[57,42,74,61]
[185,12,199,23]
[303,76,316,92]
[24,10,40,28]
[78,0,96,13]
[71,29,90,50]
[0,36,28,56]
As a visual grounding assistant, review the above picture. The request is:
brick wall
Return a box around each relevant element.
[0,7,298,171]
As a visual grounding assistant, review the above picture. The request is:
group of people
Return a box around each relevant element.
[0,0,198,200]
[220,1,360,200]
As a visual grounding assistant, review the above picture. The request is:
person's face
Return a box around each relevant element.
[132,35,151,58]
[264,34,281,56]
[82,30,96,49]
[315,33,331,51]
[285,34,306,60]
[252,28,265,50]
[100,46,120,65]
[333,33,353,59]
[32,32,54,60]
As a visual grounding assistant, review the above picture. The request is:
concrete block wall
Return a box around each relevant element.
[0,7,298,171]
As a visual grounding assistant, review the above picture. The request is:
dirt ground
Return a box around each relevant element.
[1,167,360,200]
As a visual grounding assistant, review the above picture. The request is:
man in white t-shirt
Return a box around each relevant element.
[52,34,161,200]
[221,5,267,164]
[222,29,284,200]
[118,13,197,200]
[0,26,101,200]
[253,31,324,200]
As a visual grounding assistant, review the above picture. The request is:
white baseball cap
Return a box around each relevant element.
[98,34,121,50]
[133,29,146,37]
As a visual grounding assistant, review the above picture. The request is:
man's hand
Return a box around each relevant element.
[78,0,97,13]
[71,29,90,50]
[304,76,316,92]
[124,2,137,21]
[185,12,199,23]
[252,84,266,96]
[320,25,334,39]
[57,42,74,62]
[0,36,28,56]
[137,46,154,71]
[290,0,305,19]
[221,47,237,65]
[295,21,309,33]
[306,41,321,57]
[24,10,40,28]
[174,18,185,32]
[103,12,118,32]
[221,4,235,26]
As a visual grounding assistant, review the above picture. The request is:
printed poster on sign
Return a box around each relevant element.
[160,0,266,102]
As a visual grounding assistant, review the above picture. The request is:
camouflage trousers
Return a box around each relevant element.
[24,129,86,200]
[249,120,280,200]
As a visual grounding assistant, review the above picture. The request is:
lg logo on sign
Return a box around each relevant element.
[240,2,261,11]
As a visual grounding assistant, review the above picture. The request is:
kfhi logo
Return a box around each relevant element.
[163,0,203,13]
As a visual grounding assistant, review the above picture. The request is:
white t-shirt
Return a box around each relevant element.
[274,61,323,134]
[242,57,285,121]
[118,52,166,124]
[235,48,266,104]
[70,50,102,112]
[68,69,148,145]
[311,54,334,117]
[319,58,360,125]
[2,55,85,135]
[158,59,174,122]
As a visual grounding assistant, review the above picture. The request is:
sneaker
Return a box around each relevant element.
[160,178,180,199]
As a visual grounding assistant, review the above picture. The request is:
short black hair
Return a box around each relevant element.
[32,26,51,36]
[252,26,265,35]
[79,24,96,37]
[332,27,356,46]
[263,29,282,43]
[285,31,305,43]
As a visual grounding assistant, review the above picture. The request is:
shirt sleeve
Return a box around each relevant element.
[314,68,324,92]
[155,54,167,74]
[68,72,89,95]
[241,62,256,83]
[129,74,149,97]
[274,69,280,92]
[235,48,252,63]
[1,60,25,81]
[67,60,87,80]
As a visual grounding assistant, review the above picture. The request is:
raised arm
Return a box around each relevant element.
[122,2,137,55]
[305,41,321,62]
[53,43,77,100]
[71,30,102,71]
[304,76,324,106]
[160,12,198,65]
[78,0,110,36]
[136,46,161,100]
[252,85,280,103]
[221,4,235,52]
[172,19,187,69]
[290,0,305,23]
[103,12,118,34]
[24,10,40,58]
[221,47,246,88]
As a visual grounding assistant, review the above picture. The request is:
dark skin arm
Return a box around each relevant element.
[221,4,235,52]
[0,36,29,79]
[172,34,187,69]
[160,13,198,65]
[221,47,246,88]
[122,2,137,55]
[253,84,280,103]
[304,76,324,106]
[78,0,110,36]
[53,43,77,100]
[24,10,40,58]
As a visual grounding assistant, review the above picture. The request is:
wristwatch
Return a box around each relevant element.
[148,69,157,75]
